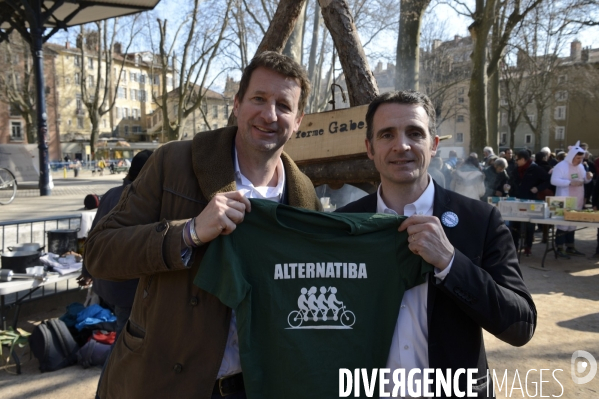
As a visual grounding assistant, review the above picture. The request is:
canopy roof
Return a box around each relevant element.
[0,0,159,30]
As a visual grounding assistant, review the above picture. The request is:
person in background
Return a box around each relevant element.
[580,143,596,205]
[483,146,495,165]
[485,157,510,199]
[504,148,517,176]
[78,150,153,337]
[509,150,550,256]
[428,156,446,189]
[550,141,594,258]
[450,155,485,200]
[592,179,599,259]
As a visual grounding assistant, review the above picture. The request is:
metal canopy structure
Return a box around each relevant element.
[0,0,160,195]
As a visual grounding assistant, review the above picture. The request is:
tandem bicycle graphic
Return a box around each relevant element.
[287,286,356,329]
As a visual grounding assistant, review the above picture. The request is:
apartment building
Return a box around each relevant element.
[0,36,61,160]
[49,40,174,160]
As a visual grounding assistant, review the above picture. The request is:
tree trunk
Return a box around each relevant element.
[25,109,36,144]
[467,2,496,155]
[395,0,430,91]
[487,69,499,151]
[283,1,307,63]
[256,0,308,54]
[319,0,378,106]
[307,1,321,84]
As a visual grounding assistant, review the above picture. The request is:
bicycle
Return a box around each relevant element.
[287,305,356,328]
[0,167,17,205]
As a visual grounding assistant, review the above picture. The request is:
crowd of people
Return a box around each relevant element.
[428,142,599,258]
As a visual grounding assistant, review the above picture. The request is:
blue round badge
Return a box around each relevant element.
[441,211,459,228]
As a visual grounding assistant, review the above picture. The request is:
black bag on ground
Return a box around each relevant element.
[29,318,79,372]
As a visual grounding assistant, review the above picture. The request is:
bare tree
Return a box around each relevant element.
[0,33,37,143]
[395,0,431,91]
[447,0,543,154]
[78,17,141,158]
[151,0,234,141]
[319,0,378,106]
[499,47,529,148]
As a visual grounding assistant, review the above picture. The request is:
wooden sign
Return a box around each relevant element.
[284,105,369,163]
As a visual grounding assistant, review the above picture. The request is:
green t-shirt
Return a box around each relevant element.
[194,199,433,398]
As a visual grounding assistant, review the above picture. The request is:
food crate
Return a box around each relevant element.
[545,196,578,217]
[564,210,599,223]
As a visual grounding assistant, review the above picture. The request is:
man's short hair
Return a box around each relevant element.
[494,157,508,169]
[483,146,494,155]
[517,150,531,161]
[236,51,311,113]
[365,90,436,144]
[540,146,551,156]
[449,150,458,157]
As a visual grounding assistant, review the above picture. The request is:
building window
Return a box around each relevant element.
[140,90,147,102]
[201,123,207,131]
[153,74,160,85]
[525,134,532,144]
[556,91,568,101]
[74,56,81,66]
[11,122,22,140]
[76,95,82,111]
[116,107,121,119]
[500,133,507,145]
[67,119,72,126]
[103,119,107,128]
[557,75,567,84]
[9,104,20,117]
[75,73,80,85]
[88,75,94,88]
[139,74,146,84]
[456,133,463,143]
[213,124,218,130]
[213,105,218,118]
[88,57,94,69]
[527,114,536,123]
[458,97,464,104]
[65,77,70,85]
[554,106,566,120]
[202,101,207,114]
[224,103,229,116]
[124,125,129,135]
[457,115,464,123]
[501,113,507,126]
[555,126,565,140]
[124,108,129,119]
[458,87,465,95]
[77,117,84,128]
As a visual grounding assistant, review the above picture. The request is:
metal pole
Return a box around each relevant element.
[31,24,51,195]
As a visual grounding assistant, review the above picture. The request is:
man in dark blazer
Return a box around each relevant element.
[337,91,537,397]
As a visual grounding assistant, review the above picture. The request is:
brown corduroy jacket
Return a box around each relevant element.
[85,126,321,399]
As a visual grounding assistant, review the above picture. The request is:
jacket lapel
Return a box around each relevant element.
[192,127,238,201]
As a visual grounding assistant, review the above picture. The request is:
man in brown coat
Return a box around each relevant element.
[85,52,320,399]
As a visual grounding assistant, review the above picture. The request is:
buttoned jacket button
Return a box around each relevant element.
[173,363,183,373]
[156,222,167,232]
[190,297,199,306]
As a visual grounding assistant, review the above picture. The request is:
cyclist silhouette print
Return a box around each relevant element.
[287,286,356,329]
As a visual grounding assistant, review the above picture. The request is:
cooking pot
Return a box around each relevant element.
[6,243,44,252]
[1,250,41,274]
[47,229,79,255]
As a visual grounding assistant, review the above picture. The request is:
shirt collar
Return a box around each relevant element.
[376,176,435,217]
[233,145,286,200]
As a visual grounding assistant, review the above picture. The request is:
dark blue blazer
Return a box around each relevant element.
[337,182,537,398]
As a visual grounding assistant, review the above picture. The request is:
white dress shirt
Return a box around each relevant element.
[378,177,453,397]
[216,147,285,379]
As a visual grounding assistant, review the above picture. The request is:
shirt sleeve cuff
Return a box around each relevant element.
[434,253,454,281]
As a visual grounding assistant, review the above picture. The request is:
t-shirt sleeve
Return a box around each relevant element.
[193,234,250,310]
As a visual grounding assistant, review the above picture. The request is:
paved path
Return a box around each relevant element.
[0,172,123,222]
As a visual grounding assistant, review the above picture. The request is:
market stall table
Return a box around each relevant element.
[534,218,599,268]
